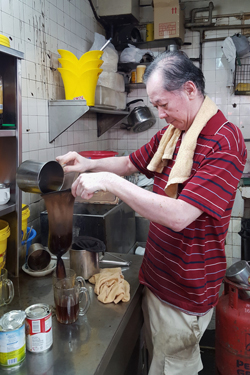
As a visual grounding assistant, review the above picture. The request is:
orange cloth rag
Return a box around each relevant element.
[89,267,130,304]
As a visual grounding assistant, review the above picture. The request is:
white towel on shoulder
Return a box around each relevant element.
[147,96,218,198]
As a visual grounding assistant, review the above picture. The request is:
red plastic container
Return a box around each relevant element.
[216,277,250,375]
[79,151,118,159]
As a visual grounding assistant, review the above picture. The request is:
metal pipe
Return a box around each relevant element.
[186,1,214,27]
[188,12,250,22]
[190,24,250,31]
[201,35,250,43]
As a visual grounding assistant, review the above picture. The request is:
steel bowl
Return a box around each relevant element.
[226,260,250,286]
[27,243,51,272]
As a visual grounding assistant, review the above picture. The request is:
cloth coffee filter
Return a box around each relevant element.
[72,236,106,253]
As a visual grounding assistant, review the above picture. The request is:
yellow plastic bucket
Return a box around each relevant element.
[0,34,10,48]
[80,59,104,72]
[0,220,10,270]
[22,204,30,239]
[58,58,80,72]
[58,67,102,105]
[79,50,103,65]
[57,49,79,64]
[77,68,103,106]
[57,68,78,100]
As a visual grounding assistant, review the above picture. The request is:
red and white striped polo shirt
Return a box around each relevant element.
[129,110,247,314]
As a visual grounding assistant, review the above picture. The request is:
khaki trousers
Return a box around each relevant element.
[142,287,214,375]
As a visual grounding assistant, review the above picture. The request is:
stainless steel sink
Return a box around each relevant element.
[40,201,136,254]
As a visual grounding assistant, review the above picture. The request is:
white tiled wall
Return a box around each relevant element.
[0,0,108,231]
[1,1,250,248]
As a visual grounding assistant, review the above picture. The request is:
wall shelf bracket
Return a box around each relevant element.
[48,100,89,143]
[48,100,130,142]
[96,112,129,137]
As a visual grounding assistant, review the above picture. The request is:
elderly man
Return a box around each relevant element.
[56,51,247,374]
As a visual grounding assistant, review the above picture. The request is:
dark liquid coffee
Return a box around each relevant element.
[49,232,72,279]
[41,189,75,280]
[55,301,79,324]
[56,256,66,279]
[48,232,72,257]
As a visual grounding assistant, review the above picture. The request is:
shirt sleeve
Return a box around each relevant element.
[129,129,164,179]
[179,147,246,220]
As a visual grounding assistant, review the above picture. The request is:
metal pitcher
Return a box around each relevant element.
[16,160,64,194]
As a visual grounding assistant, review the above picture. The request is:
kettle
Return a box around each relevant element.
[121,99,156,133]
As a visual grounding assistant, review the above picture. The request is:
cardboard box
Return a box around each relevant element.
[154,0,185,41]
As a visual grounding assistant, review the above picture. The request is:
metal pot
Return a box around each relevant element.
[226,260,250,299]
[26,243,51,272]
[16,160,64,194]
[70,236,131,280]
[121,99,156,133]
[226,260,250,285]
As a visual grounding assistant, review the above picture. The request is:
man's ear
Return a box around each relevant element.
[183,81,197,99]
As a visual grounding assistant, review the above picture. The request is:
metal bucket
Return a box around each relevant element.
[70,236,131,280]
[226,260,250,285]
[70,249,100,280]
[226,260,250,299]
[70,236,105,280]
[27,243,51,271]
[16,160,64,194]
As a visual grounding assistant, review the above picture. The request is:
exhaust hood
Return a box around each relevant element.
[97,0,140,24]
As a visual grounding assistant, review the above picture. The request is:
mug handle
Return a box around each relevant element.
[5,191,10,200]
[76,276,90,316]
[4,279,14,305]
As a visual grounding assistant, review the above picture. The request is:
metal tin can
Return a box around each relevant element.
[0,310,26,369]
[131,70,136,83]
[146,23,154,42]
[25,304,53,353]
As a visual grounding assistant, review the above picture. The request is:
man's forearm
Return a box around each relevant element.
[88,155,138,176]
[105,174,203,232]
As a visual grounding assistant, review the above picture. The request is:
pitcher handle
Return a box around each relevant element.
[79,286,90,316]
[4,279,14,305]
[76,276,90,315]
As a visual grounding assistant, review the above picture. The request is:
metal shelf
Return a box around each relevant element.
[0,45,24,59]
[0,46,23,277]
[125,83,146,92]
[48,100,129,142]
[115,37,183,51]
[0,202,16,216]
[118,62,151,73]
[0,129,16,137]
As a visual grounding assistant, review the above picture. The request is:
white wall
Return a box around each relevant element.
[1,0,250,246]
[0,0,108,229]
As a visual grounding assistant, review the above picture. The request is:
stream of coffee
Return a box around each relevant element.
[56,256,66,279]
[41,189,75,279]
[48,232,73,279]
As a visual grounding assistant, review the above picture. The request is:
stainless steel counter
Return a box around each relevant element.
[1,253,144,375]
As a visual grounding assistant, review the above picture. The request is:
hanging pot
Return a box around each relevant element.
[121,99,156,133]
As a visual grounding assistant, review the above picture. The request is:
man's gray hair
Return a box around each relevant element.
[143,51,205,95]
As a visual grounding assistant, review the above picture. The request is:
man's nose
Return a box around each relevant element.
[158,107,168,119]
